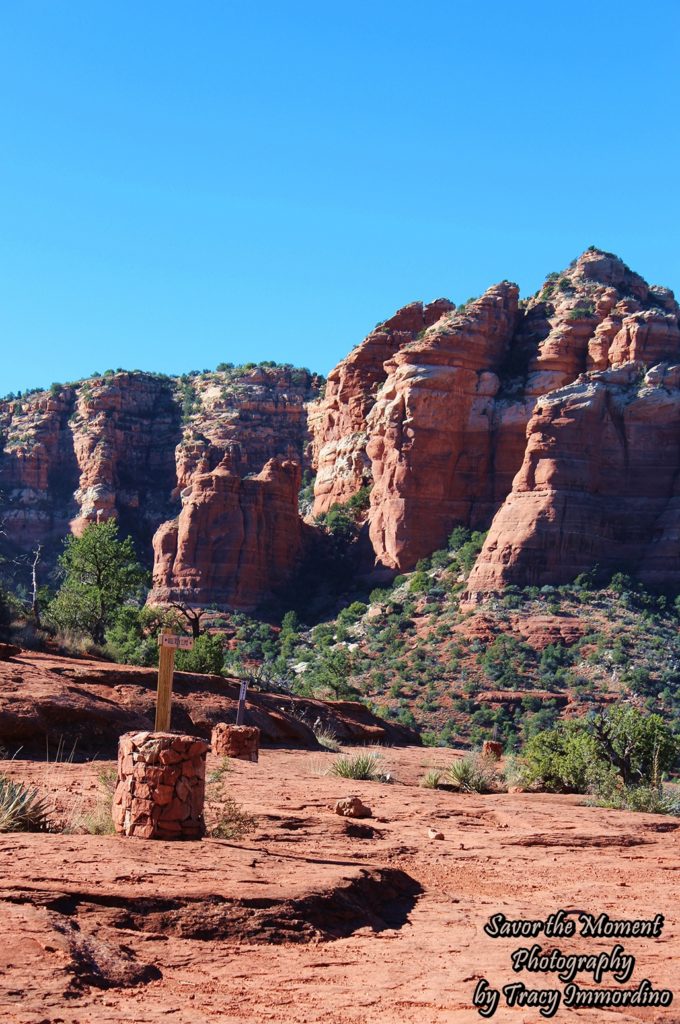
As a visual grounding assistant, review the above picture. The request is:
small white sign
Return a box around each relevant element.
[159,634,194,650]
[238,680,248,702]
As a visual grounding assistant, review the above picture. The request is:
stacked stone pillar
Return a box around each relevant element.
[211,723,260,762]
[113,731,210,840]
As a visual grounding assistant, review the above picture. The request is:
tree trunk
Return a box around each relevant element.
[31,544,42,628]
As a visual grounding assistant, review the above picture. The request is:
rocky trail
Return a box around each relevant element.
[1,747,678,1023]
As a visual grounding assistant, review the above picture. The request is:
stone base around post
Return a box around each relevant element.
[113,731,210,840]
[211,723,260,762]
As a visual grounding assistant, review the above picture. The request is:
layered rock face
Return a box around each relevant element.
[0,375,180,554]
[173,365,319,497]
[149,449,305,610]
[0,388,80,551]
[146,365,320,611]
[312,247,680,585]
[308,299,454,516]
[466,362,680,595]
[1,366,320,609]
[366,284,520,568]
[69,374,181,543]
[5,248,680,606]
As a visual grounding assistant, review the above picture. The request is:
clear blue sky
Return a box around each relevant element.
[2,1,679,394]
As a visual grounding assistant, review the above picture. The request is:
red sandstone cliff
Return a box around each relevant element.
[149,449,305,610]
[0,367,319,593]
[308,299,454,516]
[366,283,520,568]
[465,362,680,596]
[4,248,680,608]
[311,247,680,585]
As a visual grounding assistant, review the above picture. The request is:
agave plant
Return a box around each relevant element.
[0,775,50,832]
[327,752,383,781]
[446,753,497,794]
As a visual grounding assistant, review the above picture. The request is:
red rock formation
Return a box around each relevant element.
[149,448,304,610]
[69,373,180,538]
[0,649,418,755]
[174,365,319,497]
[0,374,180,553]
[366,283,520,569]
[466,362,680,595]
[5,248,680,605]
[310,247,680,578]
[0,388,79,549]
[1,367,319,598]
[308,299,454,516]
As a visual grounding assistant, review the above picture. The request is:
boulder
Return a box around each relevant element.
[334,796,372,819]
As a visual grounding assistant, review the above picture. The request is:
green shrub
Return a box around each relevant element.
[480,634,532,688]
[520,720,605,793]
[595,783,680,816]
[209,797,257,840]
[409,571,429,594]
[345,486,371,516]
[320,504,356,541]
[175,633,225,675]
[105,605,167,666]
[302,646,359,700]
[337,601,368,626]
[592,705,679,786]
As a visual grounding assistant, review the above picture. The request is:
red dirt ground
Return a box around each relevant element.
[1,746,679,1023]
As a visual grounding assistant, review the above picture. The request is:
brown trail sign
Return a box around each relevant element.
[155,630,194,732]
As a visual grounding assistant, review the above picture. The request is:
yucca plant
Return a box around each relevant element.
[420,768,443,789]
[0,775,50,832]
[327,752,383,780]
[446,753,497,794]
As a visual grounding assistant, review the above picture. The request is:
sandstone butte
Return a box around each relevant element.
[0,365,320,610]
[311,246,680,593]
[2,247,680,608]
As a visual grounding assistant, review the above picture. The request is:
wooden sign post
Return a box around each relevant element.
[155,631,194,732]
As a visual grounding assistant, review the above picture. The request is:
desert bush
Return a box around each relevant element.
[502,755,528,790]
[591,704,679,786]
[518,706,679,794]
[0,775,50,832]
[420,768,442,789]
[175,633,225,675]
[446,753,497,793]
[519,719,605,793]
[105,604,172,666]
[313,725,341,752]
[210,797,257,840]
[327,752,383,780]
[480,634,533,687]
[74,768,117,835]
[594,782,680,816]
[301,646,359,700]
